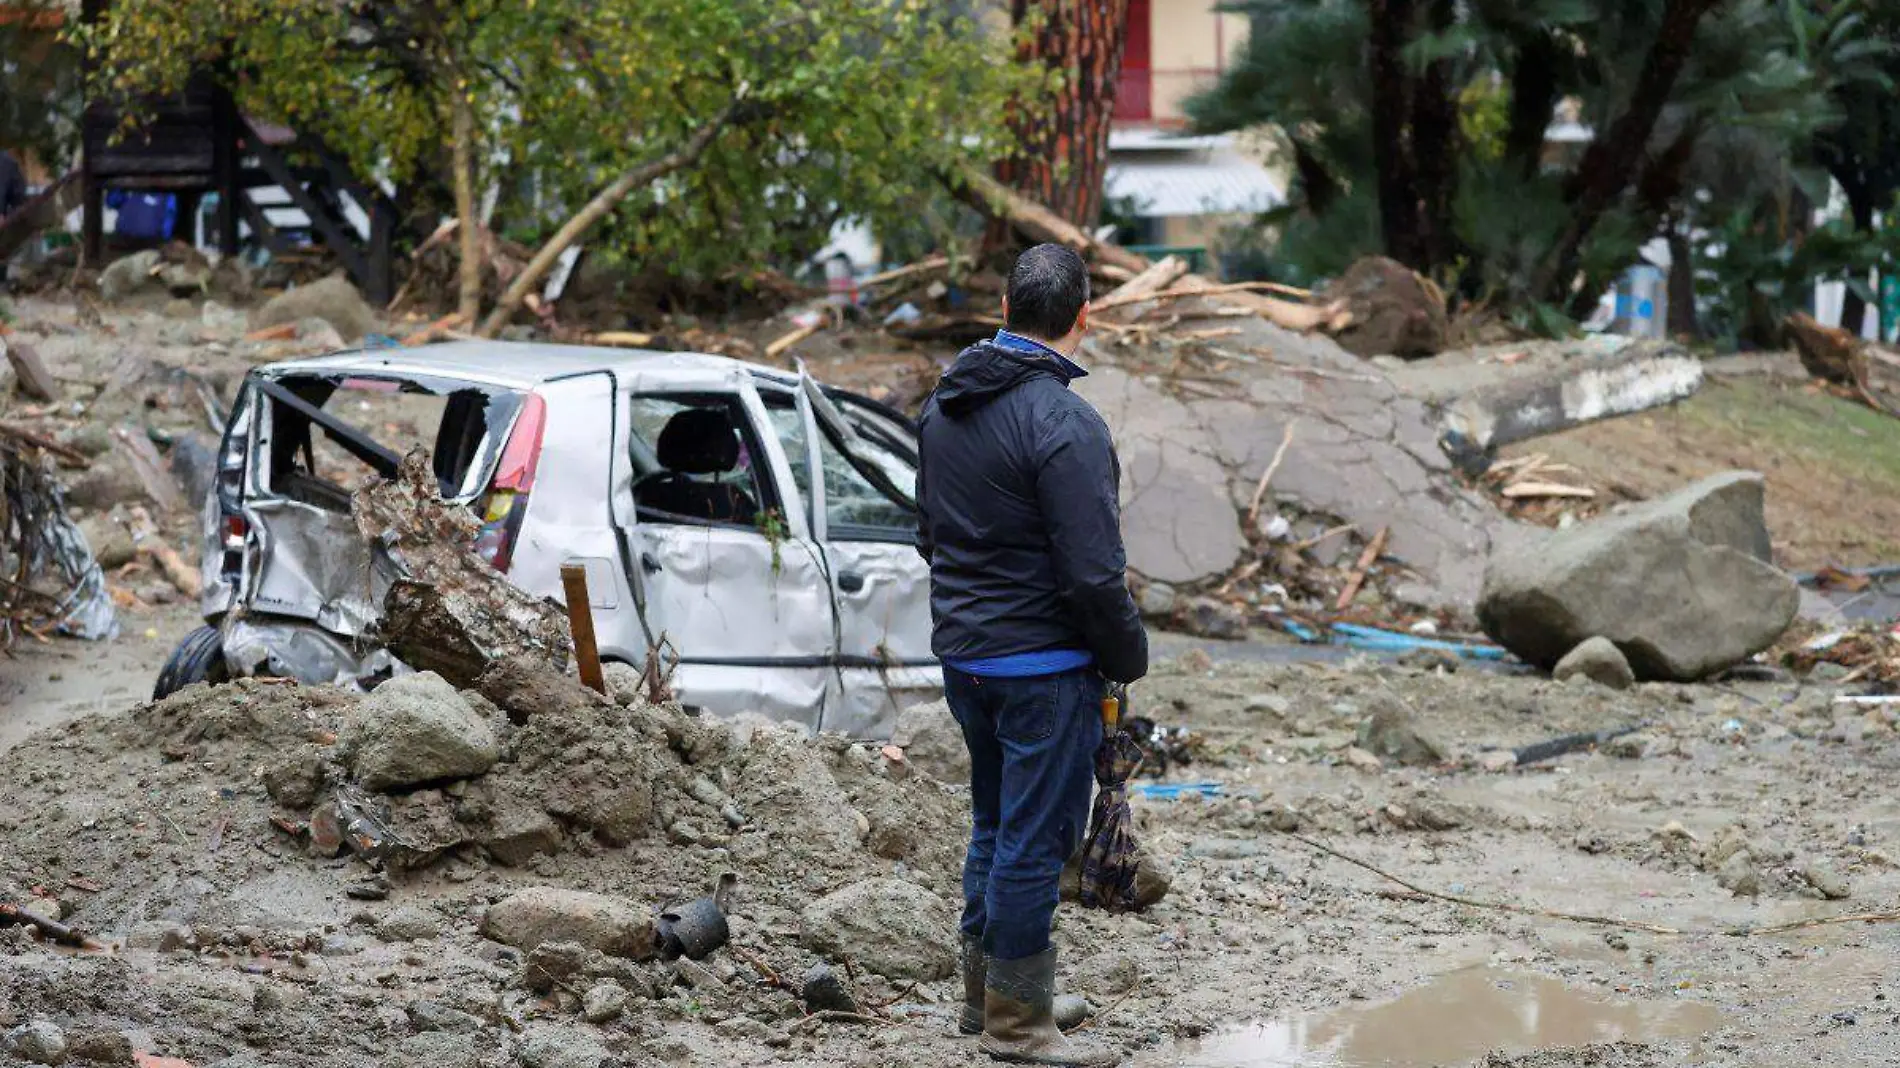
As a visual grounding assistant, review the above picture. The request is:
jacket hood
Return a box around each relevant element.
[933,341,1070,418]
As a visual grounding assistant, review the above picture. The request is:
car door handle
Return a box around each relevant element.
[641,552,662,574]
[837,570,865,593]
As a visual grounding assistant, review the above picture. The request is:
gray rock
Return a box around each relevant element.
[481,887,655,959]
[713,1017,775,1042]
[1177,597,1248,640]
[98,251,161,303]
[480,794,564,866]
[78,516,136,570]
[1552,636,1636,690]
[407,1000,483,1034]
[376,905,443,943]
[522,942,589,994]
[250,274,376,341]
[1479,472,1799,681]
[1716,851,1761,897]
[339,672,499,792]
[167,432,217,511]
[5,1021,68,1065]
[890,700,970,784]
[799,878,954,981]
[1355,694,1447,766]
[1245,694,1291,717]
[1809,661,1853,683]
[581,982,628,1023]
[800,963,860,1014]
[1138,582,1178,618]
[516,1026,609,1068]
[1803,862,1851,901]
[124,920,192,953]
[388,1032,479,1068]
[1054,994,1091,1031]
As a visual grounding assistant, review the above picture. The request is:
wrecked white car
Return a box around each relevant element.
[157,341,941,737]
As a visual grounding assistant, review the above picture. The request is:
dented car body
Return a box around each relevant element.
[190,341,940,737]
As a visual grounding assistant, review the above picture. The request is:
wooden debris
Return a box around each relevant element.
[1334,526,1389,611]
[127,506,202,598]
[1246,421,1299,528]
[587,331,657,348]
[244,323,298,343]
[954,165,1149,274]
[1501,481,1596,500]
[112,427,186,514]
[1097,256,1190,316]
[560,563,607,695]
[2,336,59,402]
[401,312,471,347]
[0,422,90,467]
[861,255,950,288]
[765,322,825,360]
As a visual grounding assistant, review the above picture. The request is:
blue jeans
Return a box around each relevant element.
[945,666,1103,962]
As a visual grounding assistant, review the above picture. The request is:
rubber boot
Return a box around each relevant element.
[958,936,986,1035]
[979,948,1120,1066]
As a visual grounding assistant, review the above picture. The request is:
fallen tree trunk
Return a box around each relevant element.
[953,165,1150,275]
[1097,255,1189,313]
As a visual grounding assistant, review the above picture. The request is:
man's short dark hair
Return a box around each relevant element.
[1005,243,1089,341]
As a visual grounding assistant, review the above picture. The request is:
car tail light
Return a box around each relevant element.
[223,514,248,550]
[474,393,546,573]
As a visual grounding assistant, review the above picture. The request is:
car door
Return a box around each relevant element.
[619,370,836,728]
[793,370,941,737]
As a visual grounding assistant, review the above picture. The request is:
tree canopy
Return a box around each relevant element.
[85,0,1028,318]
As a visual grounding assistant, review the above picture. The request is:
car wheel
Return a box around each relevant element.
[153,625,232,700]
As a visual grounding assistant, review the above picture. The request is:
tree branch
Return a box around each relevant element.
[475,86,752,338]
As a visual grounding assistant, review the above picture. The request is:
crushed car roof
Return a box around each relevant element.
[256,340,802,391]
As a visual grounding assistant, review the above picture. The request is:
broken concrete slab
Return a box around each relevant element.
[1075,316,1509,607]
[1479,471,1799,680]
[1389,337,1704,471]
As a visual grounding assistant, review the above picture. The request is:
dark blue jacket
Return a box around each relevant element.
[915,340,1148,683]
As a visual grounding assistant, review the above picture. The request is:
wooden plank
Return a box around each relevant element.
[2,338,59,402]
[561,564,607,695]
[1334,527,1389,611]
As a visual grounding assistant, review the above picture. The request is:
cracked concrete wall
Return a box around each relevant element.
[1074,318,1515,609]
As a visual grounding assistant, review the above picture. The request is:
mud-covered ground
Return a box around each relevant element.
[2,637,1897,1068]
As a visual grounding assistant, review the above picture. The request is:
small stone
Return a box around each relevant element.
[1176,648,1215,674]
[1803,862,1851,901]
[800,964,859,1014]
[376,905,443,943]
[1604,732,1650,759]
[1810,661,1852,683]
[125,920,192,953]
[1715,851,1761,897]
[1245,694,1291,717]
[515,1025,609,1068]
[1178,597,1247,640]
[713,1017,774,1042]
[1138,582,1178,618]
[1603,932,1630,952]
[5,1021,68,1065]
[582,982,628,1023]
[523,941,591,994]
[1552,637,1636,690]
[481,887,656,959]
[1340,746,1384,772]
[1355,694,1447,766]
[1477,750,1517,773]
[407,1000,482,1034]
[1054,994,1091,1031]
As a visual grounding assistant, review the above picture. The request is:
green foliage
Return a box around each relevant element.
[1192,0,1879,339]
[83,0,1024,277]
[0,2,83,173]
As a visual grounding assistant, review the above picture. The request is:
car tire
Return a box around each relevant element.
[153,625,231,700]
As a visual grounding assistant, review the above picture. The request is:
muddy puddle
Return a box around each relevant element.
[1165,968,1724,1067]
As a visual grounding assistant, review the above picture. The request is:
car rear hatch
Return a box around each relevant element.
[208,367,535,678]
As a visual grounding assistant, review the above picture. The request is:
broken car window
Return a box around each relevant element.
[762,395,916,542]
[258,374,520,512]
[628,395,776,529]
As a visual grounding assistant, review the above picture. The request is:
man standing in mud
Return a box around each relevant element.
[915,242,1147,1067]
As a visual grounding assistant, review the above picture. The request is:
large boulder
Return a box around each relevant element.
[1478,472,1798,681]
[338,672,500,791]
[251,273,377,342]
[799,878,954,981]
[481,887,656,958]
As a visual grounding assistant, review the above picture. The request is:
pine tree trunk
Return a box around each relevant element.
[996,0,1133,232]
[450,92,481,325]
